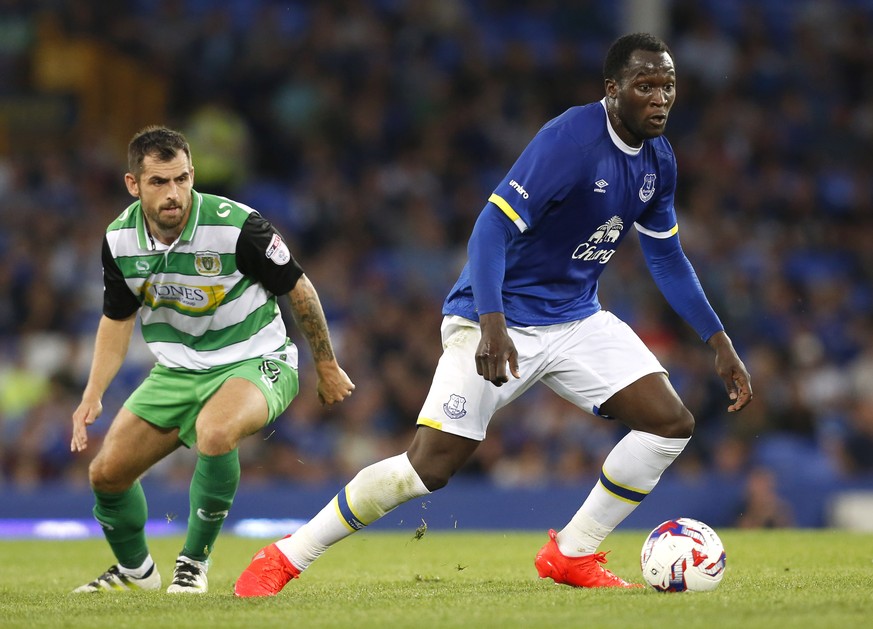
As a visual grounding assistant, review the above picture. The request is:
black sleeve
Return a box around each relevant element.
[236,213,304,295]
[102,236,141,319]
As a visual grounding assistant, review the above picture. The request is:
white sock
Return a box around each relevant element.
[277,452,430,570]
[119,554,155,578]
[557,430,689,556]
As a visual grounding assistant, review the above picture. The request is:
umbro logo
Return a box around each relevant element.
[594,179,608,193]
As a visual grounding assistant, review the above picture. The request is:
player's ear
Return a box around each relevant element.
[124,172,140,198]
[605,78,618,101]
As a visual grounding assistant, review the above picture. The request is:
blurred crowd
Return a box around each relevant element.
[2,0,873,524]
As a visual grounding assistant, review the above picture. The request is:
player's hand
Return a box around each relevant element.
[70,397,103,452]
[723,365,752,412]
[476,312,520,387]
[708,331,753,412]
[315,362,355,406]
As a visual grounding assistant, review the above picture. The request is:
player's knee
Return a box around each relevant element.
[664,407,694,439]
[196,425,235,456]
[408,456,454,491]
[88,459,130,494]
[415,468,453,492]
[406,427,478,491]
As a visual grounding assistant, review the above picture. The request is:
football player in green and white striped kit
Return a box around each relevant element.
[70,126,355,594]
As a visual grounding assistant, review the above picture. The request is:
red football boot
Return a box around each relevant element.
[535,529,642,589]
[234,536,300,597]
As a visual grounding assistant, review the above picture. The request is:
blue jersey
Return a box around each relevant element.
[444,99,679,327]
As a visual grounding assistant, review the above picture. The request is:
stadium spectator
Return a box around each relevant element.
[831,397,873,475]
[735,467,795,529]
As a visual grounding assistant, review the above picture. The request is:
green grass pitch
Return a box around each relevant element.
[0,530,870,628]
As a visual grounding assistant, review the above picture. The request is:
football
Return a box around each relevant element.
[640,517,726,592]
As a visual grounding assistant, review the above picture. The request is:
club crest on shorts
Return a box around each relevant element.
[443,393,467,419]
[639,173,657,202]
[194,251,222,276]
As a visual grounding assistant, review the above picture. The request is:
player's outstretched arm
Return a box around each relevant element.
[287,274,355,406]
[706,330,752,412]
[70,314,137,452]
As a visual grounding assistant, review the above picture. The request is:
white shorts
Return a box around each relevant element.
[416,311,666,441]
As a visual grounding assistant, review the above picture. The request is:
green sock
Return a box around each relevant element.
[182,450,240,562]
[93,481,149,569]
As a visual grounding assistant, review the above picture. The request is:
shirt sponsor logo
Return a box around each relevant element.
[265,233,291,265]
[143,281,225,312]
[587,216,623,244]
[571,216,623,264]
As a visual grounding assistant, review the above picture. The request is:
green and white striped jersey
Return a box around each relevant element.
[102,190,303,370]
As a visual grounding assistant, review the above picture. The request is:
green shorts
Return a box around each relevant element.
[124,352,299,447]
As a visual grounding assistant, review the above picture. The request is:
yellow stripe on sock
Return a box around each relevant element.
[599,469,649,505]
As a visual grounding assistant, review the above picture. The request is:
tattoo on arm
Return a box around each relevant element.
[288,278,335,362]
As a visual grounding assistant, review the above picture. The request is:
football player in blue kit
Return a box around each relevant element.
[235,32,753,596]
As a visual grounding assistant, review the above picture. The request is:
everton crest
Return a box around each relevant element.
[639,173,656,202]
[443,393,468,420]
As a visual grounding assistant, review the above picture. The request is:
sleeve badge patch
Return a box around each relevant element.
[265,233,291,265]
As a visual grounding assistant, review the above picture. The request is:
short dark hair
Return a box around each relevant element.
[127,125,191,176]
[603,33,673,82]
